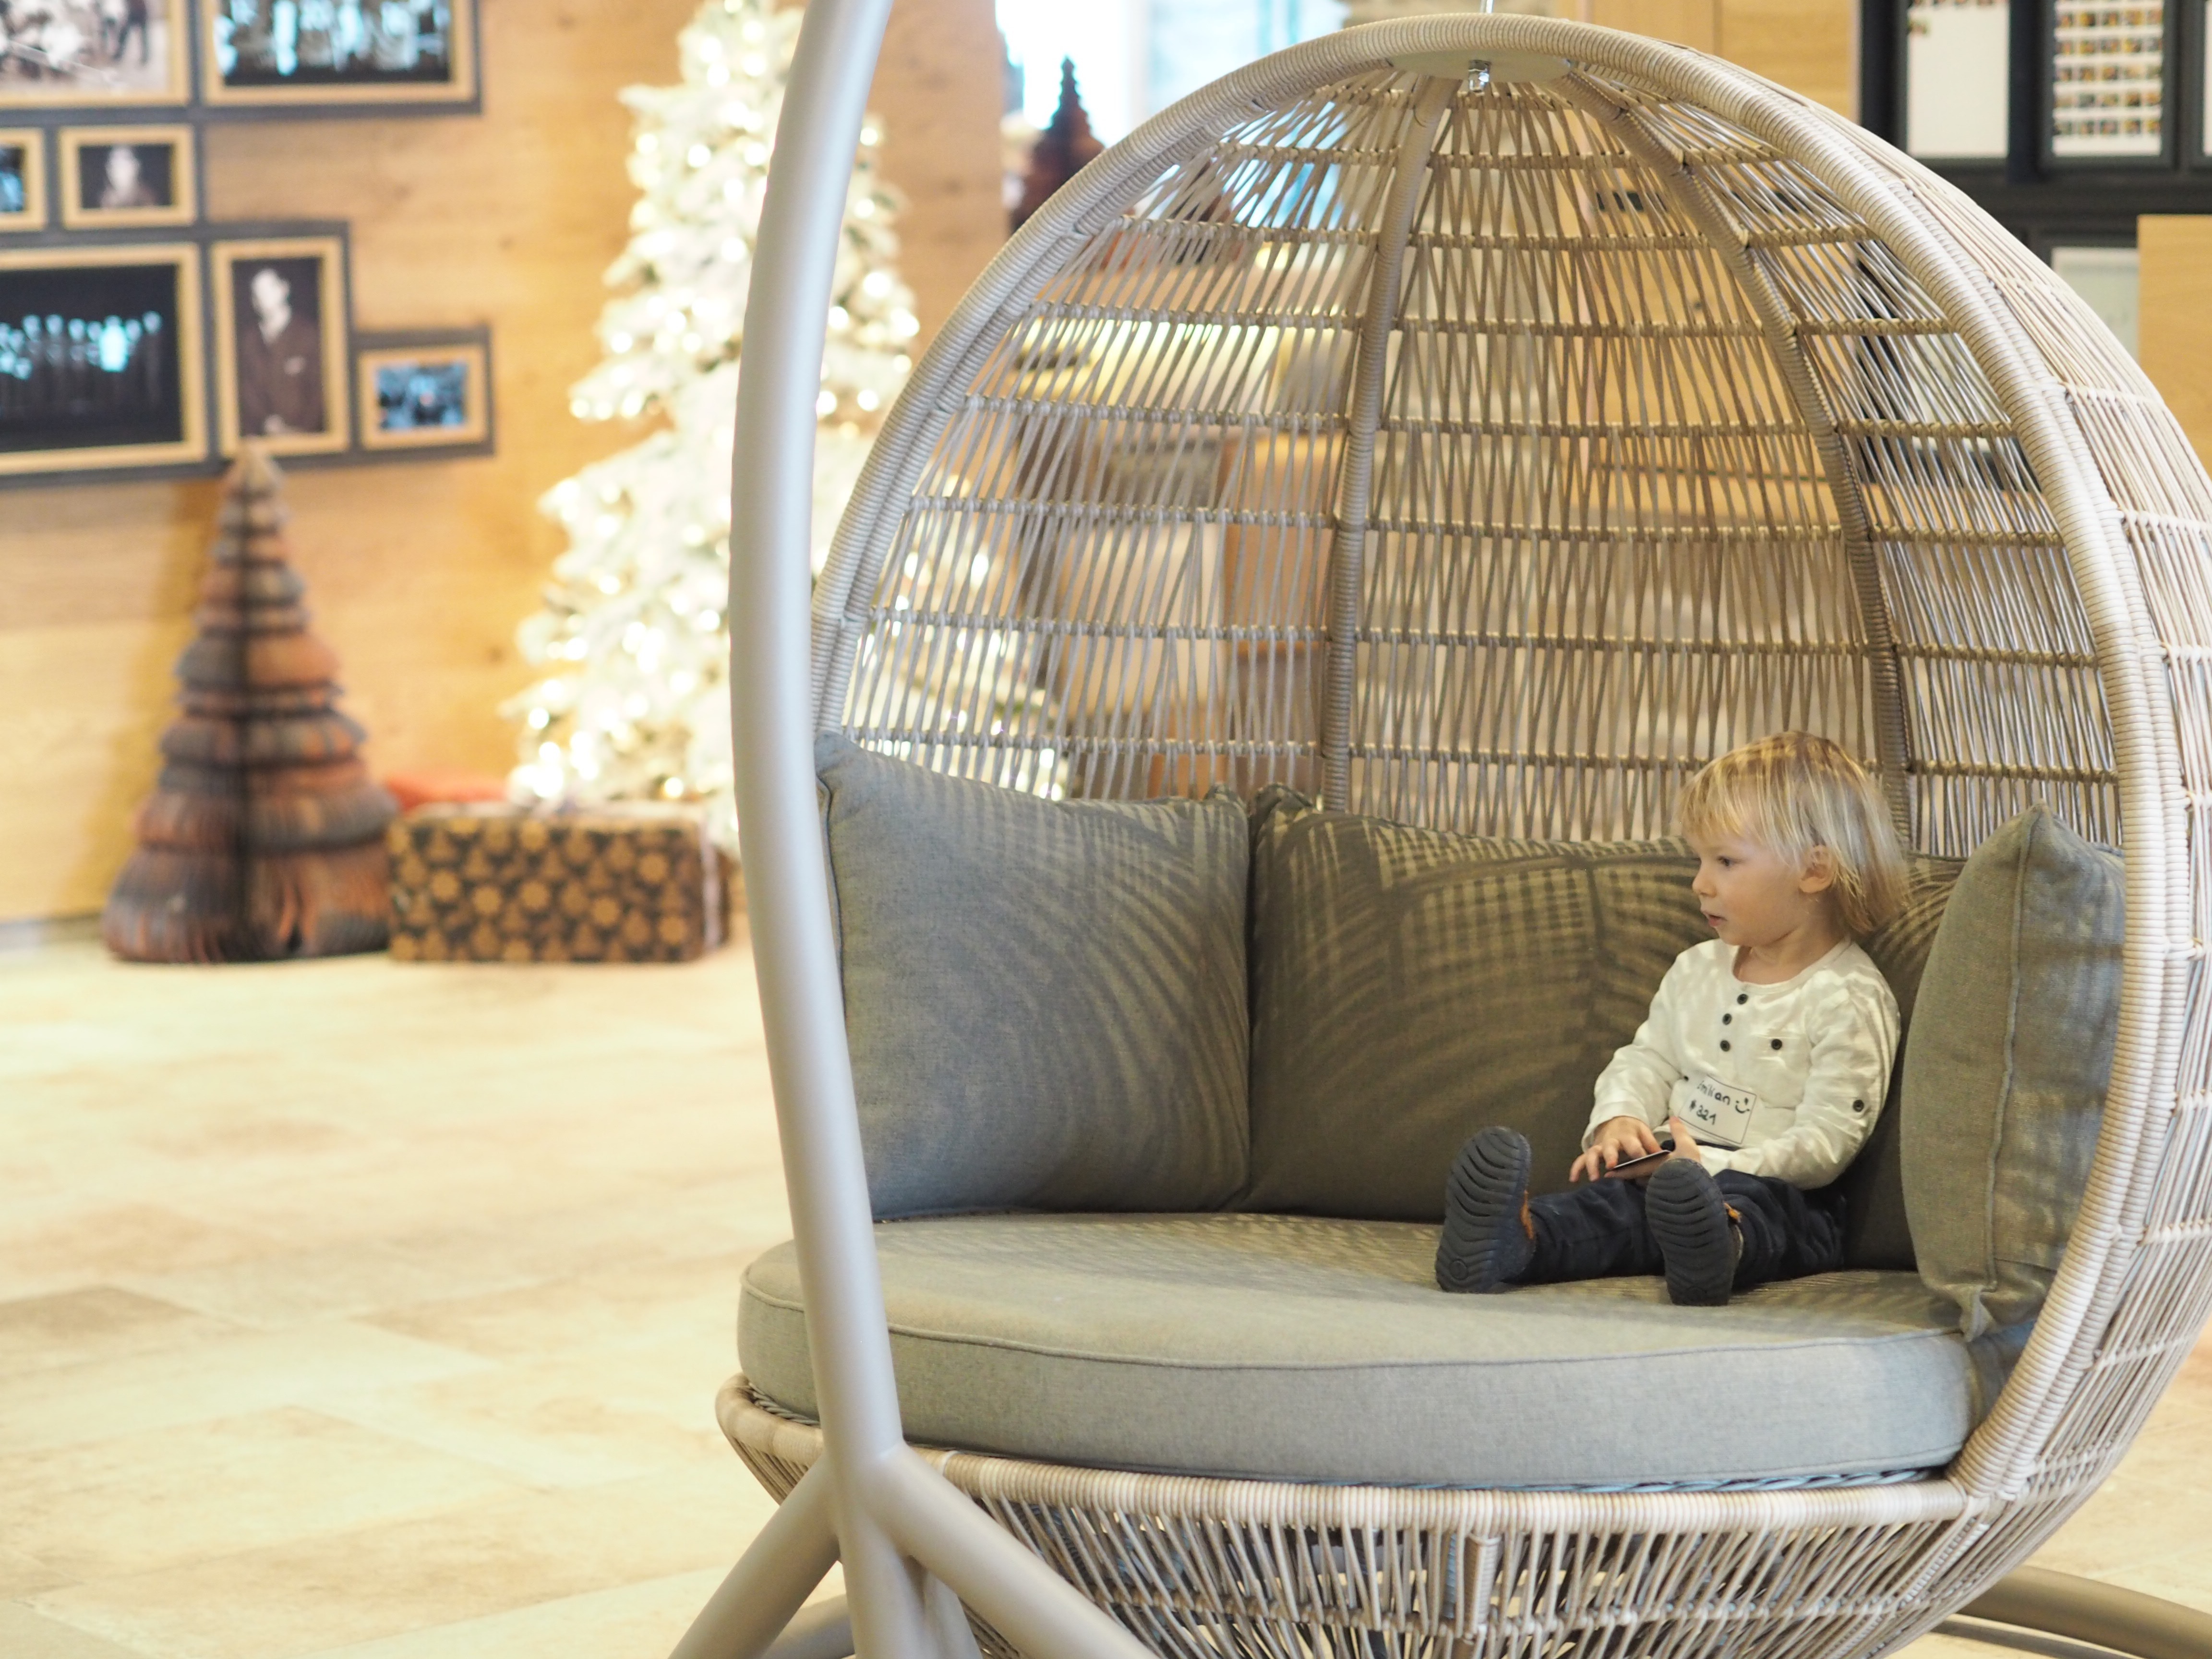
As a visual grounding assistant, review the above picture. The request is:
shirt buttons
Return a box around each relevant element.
[1852,1098,1866,1113]
[1719,1040,1731,1052]
[1770,1038,1782,1050]
[1722,1013,1731,1024]
[1736,993,1748,1005]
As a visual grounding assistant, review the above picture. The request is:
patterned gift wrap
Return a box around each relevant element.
[386,804,728,963]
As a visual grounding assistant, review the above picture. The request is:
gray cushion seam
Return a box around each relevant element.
[742,1292,1960,1370]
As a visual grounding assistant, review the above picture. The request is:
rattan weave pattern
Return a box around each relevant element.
[777,15,2212,1657]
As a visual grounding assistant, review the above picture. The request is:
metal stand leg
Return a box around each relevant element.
[1962,1566,2212,1659]
[670,1463,841,1659]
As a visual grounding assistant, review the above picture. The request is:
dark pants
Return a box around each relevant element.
[1517,1171,1845,1291]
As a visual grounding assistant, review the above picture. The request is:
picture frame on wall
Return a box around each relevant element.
[212,234,350,458]
[0,0,192,109]
[0,242,207,479]
[201,0,480,110]
[0,129,47,229]
[356,332,490,451]
[60,124,196,228]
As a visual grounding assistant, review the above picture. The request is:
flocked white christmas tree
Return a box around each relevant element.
[504,0,919,843]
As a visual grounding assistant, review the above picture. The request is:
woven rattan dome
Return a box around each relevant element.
[710,14,2212,1659]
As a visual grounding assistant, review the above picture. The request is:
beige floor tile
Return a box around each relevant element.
[0,1322,490,1456]
[290,1567,728,1659]
[0,1601,148,1659]
[0,1407,526,1581]
[29,1461,783,1659]
[315,1342,731,1488]
[0,1203,289,1303]
[0,1543,74,1599]
[0,1288,240,1378]
[363,1251,754,1367]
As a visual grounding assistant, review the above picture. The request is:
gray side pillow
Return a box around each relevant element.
[817,734,1250,1218]
[1240,790,1706,1220]
[1903,806,2123,1338]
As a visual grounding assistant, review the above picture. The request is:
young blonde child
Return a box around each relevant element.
[1434,732,1906,1307]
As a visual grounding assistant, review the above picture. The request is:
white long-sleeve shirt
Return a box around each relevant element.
[1584,938,1900,1188]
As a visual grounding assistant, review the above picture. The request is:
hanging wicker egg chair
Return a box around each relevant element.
[694,12,2212,1659]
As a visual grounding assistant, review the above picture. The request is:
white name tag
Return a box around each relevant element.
[1682,1074,1758,1150]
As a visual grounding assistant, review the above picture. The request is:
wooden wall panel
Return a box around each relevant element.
[2140,216,2212,473]
[1719,0,1855,116]
[1587,0,1856,116]
[0,0,1005,923]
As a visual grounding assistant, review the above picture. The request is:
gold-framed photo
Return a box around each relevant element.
[0,129,46,230]
[357,337,488,449]
[0,0,191,109]
[0,241,207,477]
[202,0,478,110]
[59,123,195,228]
[211,234,350,457]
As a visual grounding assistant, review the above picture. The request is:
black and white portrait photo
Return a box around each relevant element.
[0,0,189,108]
[0,244,207,477]
[215,237,349,456]
[61,125,192,226]
[205,0,476,106]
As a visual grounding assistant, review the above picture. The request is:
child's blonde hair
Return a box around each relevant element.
[1678,732,1907,938]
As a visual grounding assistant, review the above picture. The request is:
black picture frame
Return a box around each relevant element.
[199,0,482,117]
[0,238,208,479]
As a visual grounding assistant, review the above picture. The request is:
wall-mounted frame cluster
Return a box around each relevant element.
[0,222,493,486]
[0,0,489,487]
[0,0,481,120]
[1862,0,2212,365]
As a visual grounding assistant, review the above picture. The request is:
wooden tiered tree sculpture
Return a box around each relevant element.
[1011,58,1103,230]
[104,449,397,963]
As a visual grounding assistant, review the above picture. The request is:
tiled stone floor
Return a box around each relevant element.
[3,936,2206,1658]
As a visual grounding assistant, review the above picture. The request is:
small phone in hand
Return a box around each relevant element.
[1604,1140,1676,1179]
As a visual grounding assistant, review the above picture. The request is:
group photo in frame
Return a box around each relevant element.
[0,241,206,479]
[356,332,489,451]
[0,128,47,228]
[203,0,478,108]
[212,233,349,457]
[60,123,196,228]
[0,0,191,108]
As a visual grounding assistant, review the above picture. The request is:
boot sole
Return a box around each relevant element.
[1435,1129,1533,1294]
[1647,1161,1736,1306]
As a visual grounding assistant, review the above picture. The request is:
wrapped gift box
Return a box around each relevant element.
[387,803,728,963]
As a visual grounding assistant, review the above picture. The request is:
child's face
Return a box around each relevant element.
[1686,830,1836,952]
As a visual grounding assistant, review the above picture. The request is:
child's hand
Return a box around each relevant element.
[1570,1117,1664,1183]
[1666,1117,1705,1168]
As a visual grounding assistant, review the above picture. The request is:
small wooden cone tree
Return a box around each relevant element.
[1012,58,1103,230]
[104,448,397,963]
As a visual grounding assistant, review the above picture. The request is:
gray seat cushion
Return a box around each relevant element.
[738,1213,1978,1487]
[817,735,1250,1218]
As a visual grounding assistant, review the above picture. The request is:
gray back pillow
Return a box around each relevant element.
[817,735,1249,1218]
[1903,805,2123,1337]
[1240,791,1706,1220]
[1241,789,1960,1244]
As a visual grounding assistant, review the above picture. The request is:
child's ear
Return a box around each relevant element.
[1798,847,1838,895]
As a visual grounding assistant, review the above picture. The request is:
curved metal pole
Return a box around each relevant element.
[728,0,932,1653]
[723,5,1162,1659]
[1960,1567,2212,1659]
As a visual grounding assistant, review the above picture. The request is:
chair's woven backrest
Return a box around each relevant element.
[811,14,2212,1524]
[814,28,2182,865]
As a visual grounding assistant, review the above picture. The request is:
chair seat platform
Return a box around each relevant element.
[738,1212,1978,1488]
